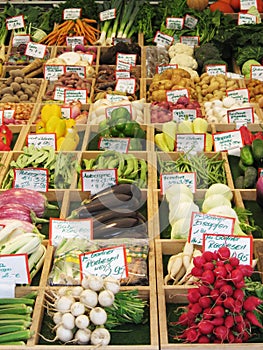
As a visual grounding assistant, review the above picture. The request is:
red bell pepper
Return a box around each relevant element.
[0,125,13,146]
[239,125,254,145]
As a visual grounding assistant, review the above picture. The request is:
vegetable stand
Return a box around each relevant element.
[1,0,263,349]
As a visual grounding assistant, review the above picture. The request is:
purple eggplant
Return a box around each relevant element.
[0,188,58,217]
[0,203,49,224]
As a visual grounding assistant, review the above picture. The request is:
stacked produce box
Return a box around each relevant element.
[0,0,263,348]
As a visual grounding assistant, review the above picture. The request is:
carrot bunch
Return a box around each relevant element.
[39,18,100,46]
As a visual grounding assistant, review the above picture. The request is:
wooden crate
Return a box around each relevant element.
[31,102,90,125]
[0,150,81,190]
[79,151,154,190]
[18,123,88,152]
[83,124,152,152]
[155,238,263,349]
[152,150,234,191]
[53,46,99,67]
[152,188,243,240]
[31,229,159,348]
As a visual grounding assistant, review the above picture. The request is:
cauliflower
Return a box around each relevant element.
[178,66,199,79]
[170,54,198,70]
[168,43,194,59]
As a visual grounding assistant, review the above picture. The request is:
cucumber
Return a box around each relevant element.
[252,138,263,162]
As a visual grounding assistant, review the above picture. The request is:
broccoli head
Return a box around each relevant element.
[194,43,222,70]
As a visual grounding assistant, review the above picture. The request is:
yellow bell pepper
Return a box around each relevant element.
[35,120,46,133]
[41,104,62,124]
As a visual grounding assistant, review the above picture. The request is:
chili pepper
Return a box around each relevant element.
[0,125,13,146]
[239,125,253,145]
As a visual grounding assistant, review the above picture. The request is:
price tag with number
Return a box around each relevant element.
[27,133,56,150]
[203,234,253,265]
[184,14,198,29]
[44,65,65,81]
[166,18,184,30]
[166,89,189,103]
[100,9,116,21]
[189,212,235,246]
[227,107,254,124]
[12,34,30,47]
[0,255,30,285]
[176,133,206,153]
[80,169,117,194]
[226,88,249,103]
[115,78,136,94]
[50,218,93,247]
[238,13,257,25]
[6,15,25,30]
[180,36,199,47]
[13,168,49,192]
[116,53,137,67]
[153,31,174,47]
[206,65,227,76]
[160,172,196,195]
[99,137,130,153]
[25,42,46,59]
[213,130,243,152]
[63,8,82,20]
[251,65,263,81]
[80,245,128,280]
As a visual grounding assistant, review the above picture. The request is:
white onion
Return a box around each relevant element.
[89,306,107,325]
[103,276,121,294]
[98,289,115,307]
[90,327,111,346]
[75,314,90,329]
[61,312,75,330]
[74,328,91,345]
[79,289,98,308]
[70,301,86,316]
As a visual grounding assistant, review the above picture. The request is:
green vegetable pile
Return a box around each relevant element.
[97,107,146,151]
[158,152,227,189]
[79,150,147,188]
[1,145,78,189]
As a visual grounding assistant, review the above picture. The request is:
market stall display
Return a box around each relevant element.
[1,0,263,348]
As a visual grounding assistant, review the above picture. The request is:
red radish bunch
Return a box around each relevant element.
[174,246,263,343]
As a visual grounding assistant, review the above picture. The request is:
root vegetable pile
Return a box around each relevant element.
[170,246,263,343]
[44,274,146,346]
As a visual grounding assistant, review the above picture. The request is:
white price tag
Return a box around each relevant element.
[80,169,117,194]
[80,245,128,280]
[115,78,136,94]
[6,15,24,30]
[63,8,81,20]
[27,133,56,150]
[100,9,116,21]
[50,218,93,247]
[160,172,196,195]
[25,42,46,59]
[0,255,30,285]
[154,31,174,47]
[13,168,49,192]
[189,212,235,246]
